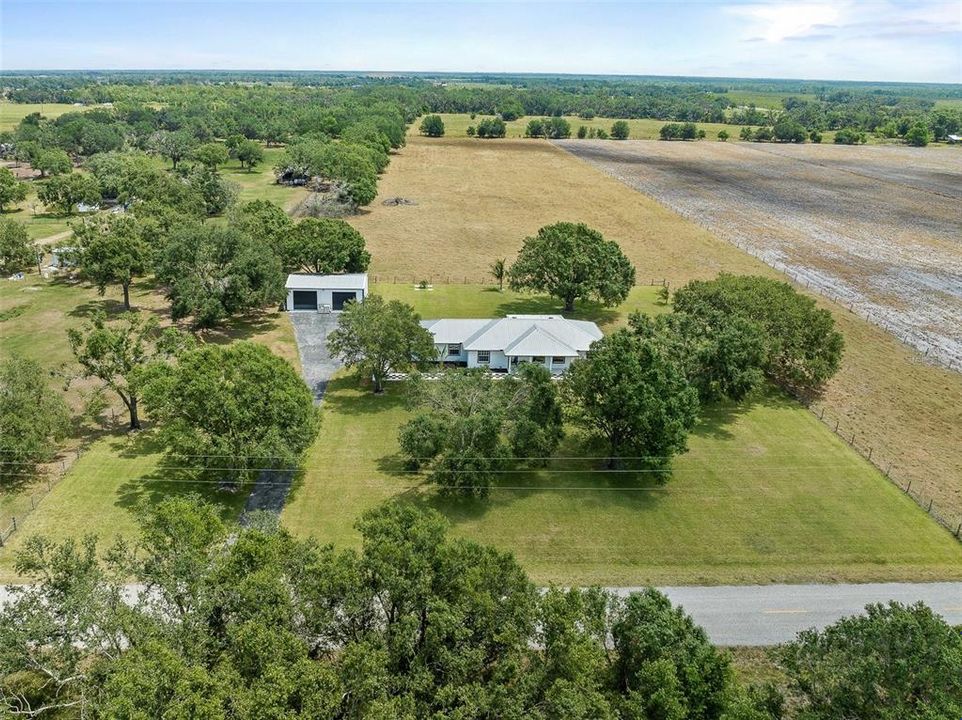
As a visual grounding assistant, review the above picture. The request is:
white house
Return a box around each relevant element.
[285,273,368,312]
[420,314,603,374]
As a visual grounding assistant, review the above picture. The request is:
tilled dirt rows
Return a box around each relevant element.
[555,140,962,369]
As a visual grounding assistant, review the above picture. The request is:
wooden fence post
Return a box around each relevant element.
[927,499,933,513]
[11,517,16,533]
[30,495,35,510]
[867,447,873,461]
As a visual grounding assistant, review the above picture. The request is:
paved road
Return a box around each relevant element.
[612,582,962,645]
[4,582,959,646]
[241,313,342,519]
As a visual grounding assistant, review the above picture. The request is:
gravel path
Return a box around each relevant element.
[241,313,342,520]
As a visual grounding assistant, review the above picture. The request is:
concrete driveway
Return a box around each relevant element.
[289,312,343,403]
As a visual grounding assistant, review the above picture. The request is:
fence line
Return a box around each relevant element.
[369,275,671,288]
[0,445,87,548]
[3,277,956,547]
[807,402,962,541]
[723,239,960,372]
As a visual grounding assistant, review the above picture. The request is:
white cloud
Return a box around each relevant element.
[726,2,844,42]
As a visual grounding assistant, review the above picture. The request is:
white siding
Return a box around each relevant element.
[286,287,364,312]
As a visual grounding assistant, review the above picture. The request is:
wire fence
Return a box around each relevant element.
[368,274,673,289]
[807,402,962,541]
[0,445,86,548]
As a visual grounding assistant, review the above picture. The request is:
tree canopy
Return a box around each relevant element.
[327,295,437,393]
[630,309,767,404]
[73,214,151,310]
[142,342,319,479]
[153,223,285,327]
[508,222,636,311]
[399,365,564,497]
[0,219,34,275]
[611,120,630,139]
[564,329,699,472]
[67,312,188,430]
[0,356,70,482]
[780,601,962,720]
[284,217,370,275]
[37,173,101,216]
[418,114,445,137]
[671,274,844,397]
[0,167,28,212]
[0,495,781,719]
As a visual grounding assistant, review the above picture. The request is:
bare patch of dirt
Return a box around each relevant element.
[556,140,962,369]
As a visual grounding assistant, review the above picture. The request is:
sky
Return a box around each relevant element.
[1,1,960,84]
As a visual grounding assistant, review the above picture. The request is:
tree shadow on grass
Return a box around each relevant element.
[693,385,798,442]
[67,297,130,319]
[111,436,249,521]
[198,310,286,347]
[322,376,408,416]
[389,431,672,528]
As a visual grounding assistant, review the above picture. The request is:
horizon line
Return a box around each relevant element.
[1,68,960,88]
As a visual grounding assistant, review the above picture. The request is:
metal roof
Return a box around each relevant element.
[285,273,369,290]
[420,315,602,356]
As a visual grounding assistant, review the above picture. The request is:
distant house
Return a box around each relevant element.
[421,314,603,374]
[285,273,368,312]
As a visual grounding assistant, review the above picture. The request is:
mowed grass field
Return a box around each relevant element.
[350,136,962,524]
[0,101,80,131]
[416,113,750,141]
[279,284,962,586]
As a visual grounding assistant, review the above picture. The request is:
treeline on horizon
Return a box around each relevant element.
[3,70,960,139]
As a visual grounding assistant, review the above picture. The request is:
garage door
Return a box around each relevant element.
[292,290,318,310]
[332,291,356,311]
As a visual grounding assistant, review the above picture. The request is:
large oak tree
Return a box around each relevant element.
[563,329,698,472]
[508,222,636,312]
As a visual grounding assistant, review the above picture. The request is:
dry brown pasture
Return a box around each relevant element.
[350,137,962,521]
[556,139,962,367]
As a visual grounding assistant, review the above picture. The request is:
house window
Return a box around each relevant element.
[447,343,461,356]
[477,350,491,363]
[532,356,546,364]
[551,356,566,365]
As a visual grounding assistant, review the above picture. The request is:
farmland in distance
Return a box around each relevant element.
[555,139,962,368]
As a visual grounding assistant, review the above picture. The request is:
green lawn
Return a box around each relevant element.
[0,101,81,131]
[0,435,247,580]
[373,283,667,331]
[280,284,962,585]
[223,147,307,210]
[0,268,298,578]
[415,113,751,141]
[4,282,961,585]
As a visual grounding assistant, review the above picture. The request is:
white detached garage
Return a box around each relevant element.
[285,273,368,312]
